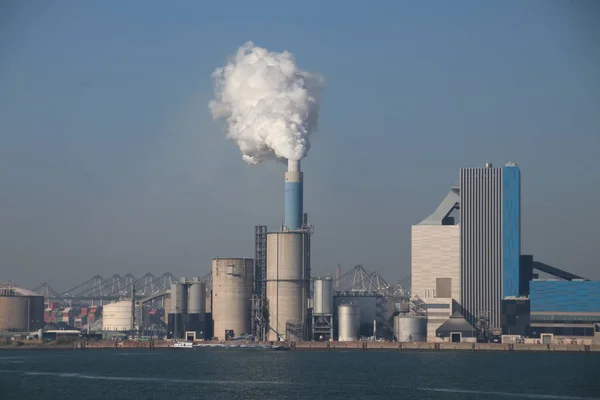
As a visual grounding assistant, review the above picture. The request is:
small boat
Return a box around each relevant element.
[172,341,194,349]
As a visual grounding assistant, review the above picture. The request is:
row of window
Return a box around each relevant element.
[530,314,600,322]
[531,327,595,336]
[424,304,450,309]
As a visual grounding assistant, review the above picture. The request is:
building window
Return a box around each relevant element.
[424,304,450,309]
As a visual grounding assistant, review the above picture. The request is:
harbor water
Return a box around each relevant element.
[1,349,599,399]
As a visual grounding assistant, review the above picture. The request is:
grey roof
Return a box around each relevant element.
[418,186,460,225]
[436,312,476,336]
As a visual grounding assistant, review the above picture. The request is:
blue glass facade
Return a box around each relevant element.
[530,281,600,312]
[502,165,521,297]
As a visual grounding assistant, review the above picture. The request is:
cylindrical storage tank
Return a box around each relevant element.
[102,301,134,331]
[170,283,177,313]
[334,295,379,336]
[394,315,427,342]
[187,281,206,314]
[338,303,360,341]
[170,283,188,314]
[313,277,333,315]
[177,283,187,314]
[0,295,45,331]
[266,232,310,341]
[212,258,254,340]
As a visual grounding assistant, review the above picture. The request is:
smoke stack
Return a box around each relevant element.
[284,159,303,230]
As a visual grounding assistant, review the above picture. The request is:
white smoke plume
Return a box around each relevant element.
[209,42,325,164]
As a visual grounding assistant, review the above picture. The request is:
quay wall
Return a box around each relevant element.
[1,340,599,352]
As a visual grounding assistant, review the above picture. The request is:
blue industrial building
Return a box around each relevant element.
[530,281,600,313]
[503,270,600,339]
[528,281,600,338]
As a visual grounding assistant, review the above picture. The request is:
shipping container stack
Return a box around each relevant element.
[44,309,52,323]
[147,308,162,326]
[73,315,88,329]
[63,308,72,326]
[38,304,106,329]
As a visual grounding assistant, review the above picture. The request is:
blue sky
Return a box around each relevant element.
[1,0,599,289]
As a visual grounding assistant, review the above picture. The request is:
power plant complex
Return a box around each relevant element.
[2,160,599,347]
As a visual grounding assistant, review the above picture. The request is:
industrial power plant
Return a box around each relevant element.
[4,158,599,348]
[5,159,599,347]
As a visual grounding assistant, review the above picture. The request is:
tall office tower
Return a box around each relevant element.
[460,162,521,330]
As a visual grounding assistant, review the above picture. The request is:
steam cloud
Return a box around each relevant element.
[209,42,325,164]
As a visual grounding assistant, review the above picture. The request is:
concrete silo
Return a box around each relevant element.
[212,258,254,340]
[171,280,188,315]
[187,280,206,314]
[266,231,310,341]
[167,278,208,340]
[0,286,44,332]
[312,277,333,340]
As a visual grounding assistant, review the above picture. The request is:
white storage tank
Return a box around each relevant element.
[394,315,427,342]
[334,295,378,331]
[102,301,133,331]
[313,277,333,315]
[338,303,360,341]
[187,280,206,314]
[266,232,310,341]
[212,258,254,340]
